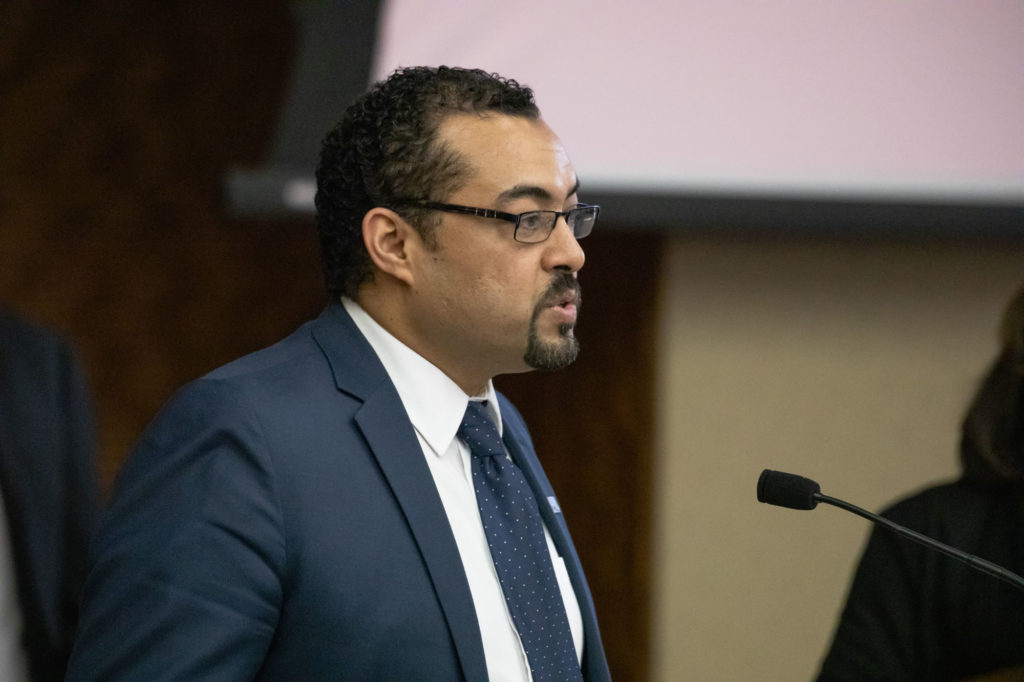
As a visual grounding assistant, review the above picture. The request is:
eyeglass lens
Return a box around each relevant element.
[516,206,597,242]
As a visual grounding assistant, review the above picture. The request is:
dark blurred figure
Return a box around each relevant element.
[818,284,1024,681]
[0,308,98,681]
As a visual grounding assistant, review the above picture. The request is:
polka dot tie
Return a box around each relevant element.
[458,401,583,682]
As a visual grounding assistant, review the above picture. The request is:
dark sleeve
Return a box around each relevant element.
[816,490,954,682]
[816,527,922,680]
[66,378,287,682]
[0,313,99,681]
[53,334,100,668]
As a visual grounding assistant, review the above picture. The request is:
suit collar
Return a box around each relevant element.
[309,300,389,401]
[338,297,505,457]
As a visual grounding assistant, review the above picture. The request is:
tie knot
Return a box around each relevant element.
[458,401,504,458]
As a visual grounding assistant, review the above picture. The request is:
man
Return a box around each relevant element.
[68,66,611,680]
[0,308,98,681]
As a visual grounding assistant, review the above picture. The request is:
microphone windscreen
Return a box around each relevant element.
[757,469,821,510]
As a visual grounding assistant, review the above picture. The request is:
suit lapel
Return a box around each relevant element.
[311,303,488,680]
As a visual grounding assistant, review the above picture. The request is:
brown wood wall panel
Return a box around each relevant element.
[0,4,658,679]
[0,2,321,486]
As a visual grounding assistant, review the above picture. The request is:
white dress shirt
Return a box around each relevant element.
[343,298,583,682]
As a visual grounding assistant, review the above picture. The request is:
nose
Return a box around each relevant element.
[542,217,585,273]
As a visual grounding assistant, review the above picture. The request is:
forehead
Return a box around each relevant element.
[437,113,577,203]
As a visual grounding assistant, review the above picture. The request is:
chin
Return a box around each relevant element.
[524,333,579,372]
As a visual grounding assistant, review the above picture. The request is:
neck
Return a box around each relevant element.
[352,289,492,397]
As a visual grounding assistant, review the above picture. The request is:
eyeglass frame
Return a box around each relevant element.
[390,200,600,243]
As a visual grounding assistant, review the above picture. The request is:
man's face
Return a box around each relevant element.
[405,113,586,392]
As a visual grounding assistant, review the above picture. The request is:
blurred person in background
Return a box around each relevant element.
[0,308,98,682]
[817,283,1024,681]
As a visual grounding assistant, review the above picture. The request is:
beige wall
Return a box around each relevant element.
[652,236,1024,680]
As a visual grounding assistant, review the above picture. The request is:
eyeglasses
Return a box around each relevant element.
[394,200,599,244]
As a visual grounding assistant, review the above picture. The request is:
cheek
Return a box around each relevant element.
[446,272,531,335]
[429,242,542,324]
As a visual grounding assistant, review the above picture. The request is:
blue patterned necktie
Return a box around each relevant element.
[458,400,583,682]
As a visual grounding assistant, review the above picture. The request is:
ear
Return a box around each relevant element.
[362,207,417,286]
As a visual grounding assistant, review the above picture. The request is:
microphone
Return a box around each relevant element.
[757,469,1024,593]
[756,469,821,510]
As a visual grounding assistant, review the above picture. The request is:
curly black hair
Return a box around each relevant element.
[314,66,540,299]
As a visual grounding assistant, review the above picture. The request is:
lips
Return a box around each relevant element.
[537,273,582,323]
[542,283,579,311]
[538,277,581,329]
[554,289,577,309]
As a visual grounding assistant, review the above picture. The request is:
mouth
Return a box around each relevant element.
[553,289,577,310]
[541,283,580,326]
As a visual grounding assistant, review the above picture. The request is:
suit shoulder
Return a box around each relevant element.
[200,319,324,384]
[143,318,344,446]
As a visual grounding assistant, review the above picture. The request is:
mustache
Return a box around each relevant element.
[538,272,582,310]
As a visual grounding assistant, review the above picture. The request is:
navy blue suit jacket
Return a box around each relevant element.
[0,309,97,682]
[68,302,610,681]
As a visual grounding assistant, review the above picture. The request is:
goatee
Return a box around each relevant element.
[524,273,581,371]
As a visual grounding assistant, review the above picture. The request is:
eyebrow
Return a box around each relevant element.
[496,178,581,205]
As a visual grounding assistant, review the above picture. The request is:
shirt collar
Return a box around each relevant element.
[342,297,503,456]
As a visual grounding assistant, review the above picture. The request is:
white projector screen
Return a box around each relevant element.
[373,0,1024,206]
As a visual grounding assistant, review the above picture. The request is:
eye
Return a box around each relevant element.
[516,211,548,233]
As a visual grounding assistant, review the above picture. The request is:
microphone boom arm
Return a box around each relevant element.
[815,492,1024,593]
